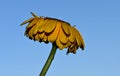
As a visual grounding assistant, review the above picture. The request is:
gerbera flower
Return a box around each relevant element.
[21,12,85,76]
[21,12,85,54]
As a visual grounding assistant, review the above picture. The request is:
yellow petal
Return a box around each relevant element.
[33,19,43,34]
[26,19,40,36]
[31,12,39,18]
[33,25,39,35]
[70,46,77,54]
[56,38,64,50]
[59,26,68,45]
[63,41,71,48]
[20,17,34,26]
[68,27,75,43]
[67,42,78,54]
[37,18,50,33]
[55,22,69,49]
[72,27,80,45]
[48,22,60,42]
[54,22,64,50]
[27,25,36,39]
[69,41,76,49]
[61,22,71,35]
[43,34,48,42]
[26,18,39,29]
[34,34,40,41]
[39,32,45,40]
[44,20,57,33]
[72,27,85,49]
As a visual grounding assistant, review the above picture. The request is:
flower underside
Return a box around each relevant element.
[21,12,85,54]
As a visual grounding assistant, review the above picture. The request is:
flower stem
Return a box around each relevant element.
[39,43,57,76]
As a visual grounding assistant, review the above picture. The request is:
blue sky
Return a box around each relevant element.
[0,0,120,76]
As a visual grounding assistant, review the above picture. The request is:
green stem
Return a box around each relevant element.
[39,43,57,76]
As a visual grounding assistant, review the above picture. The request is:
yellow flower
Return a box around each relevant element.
[21,12,85,54]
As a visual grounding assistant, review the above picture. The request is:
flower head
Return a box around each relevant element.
[21,12,85,54]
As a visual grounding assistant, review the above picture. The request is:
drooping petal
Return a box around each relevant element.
[61,22,71,36]
[68,27,75,43]
[59,27,68,45]
[37,19,50,33]
[34,34,40,41]
[33,25,38,35]
[62,41,71,48]
[55,22,65,50]
[67,41,77,54]
[25,20,40,37]
[20,17,34,26]
[48,21,60,42]
[27,25,36,39]
[72,27,85,50]
[26,18,39,29]
[44,19,57,33]
[56,38,64,50]
[43,34,48,42]
[69,46,78,54]
[38,32,45,40]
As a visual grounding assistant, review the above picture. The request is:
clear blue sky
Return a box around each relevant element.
[0,0,120,76]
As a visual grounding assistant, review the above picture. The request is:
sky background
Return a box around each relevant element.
[0,0,120,76]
